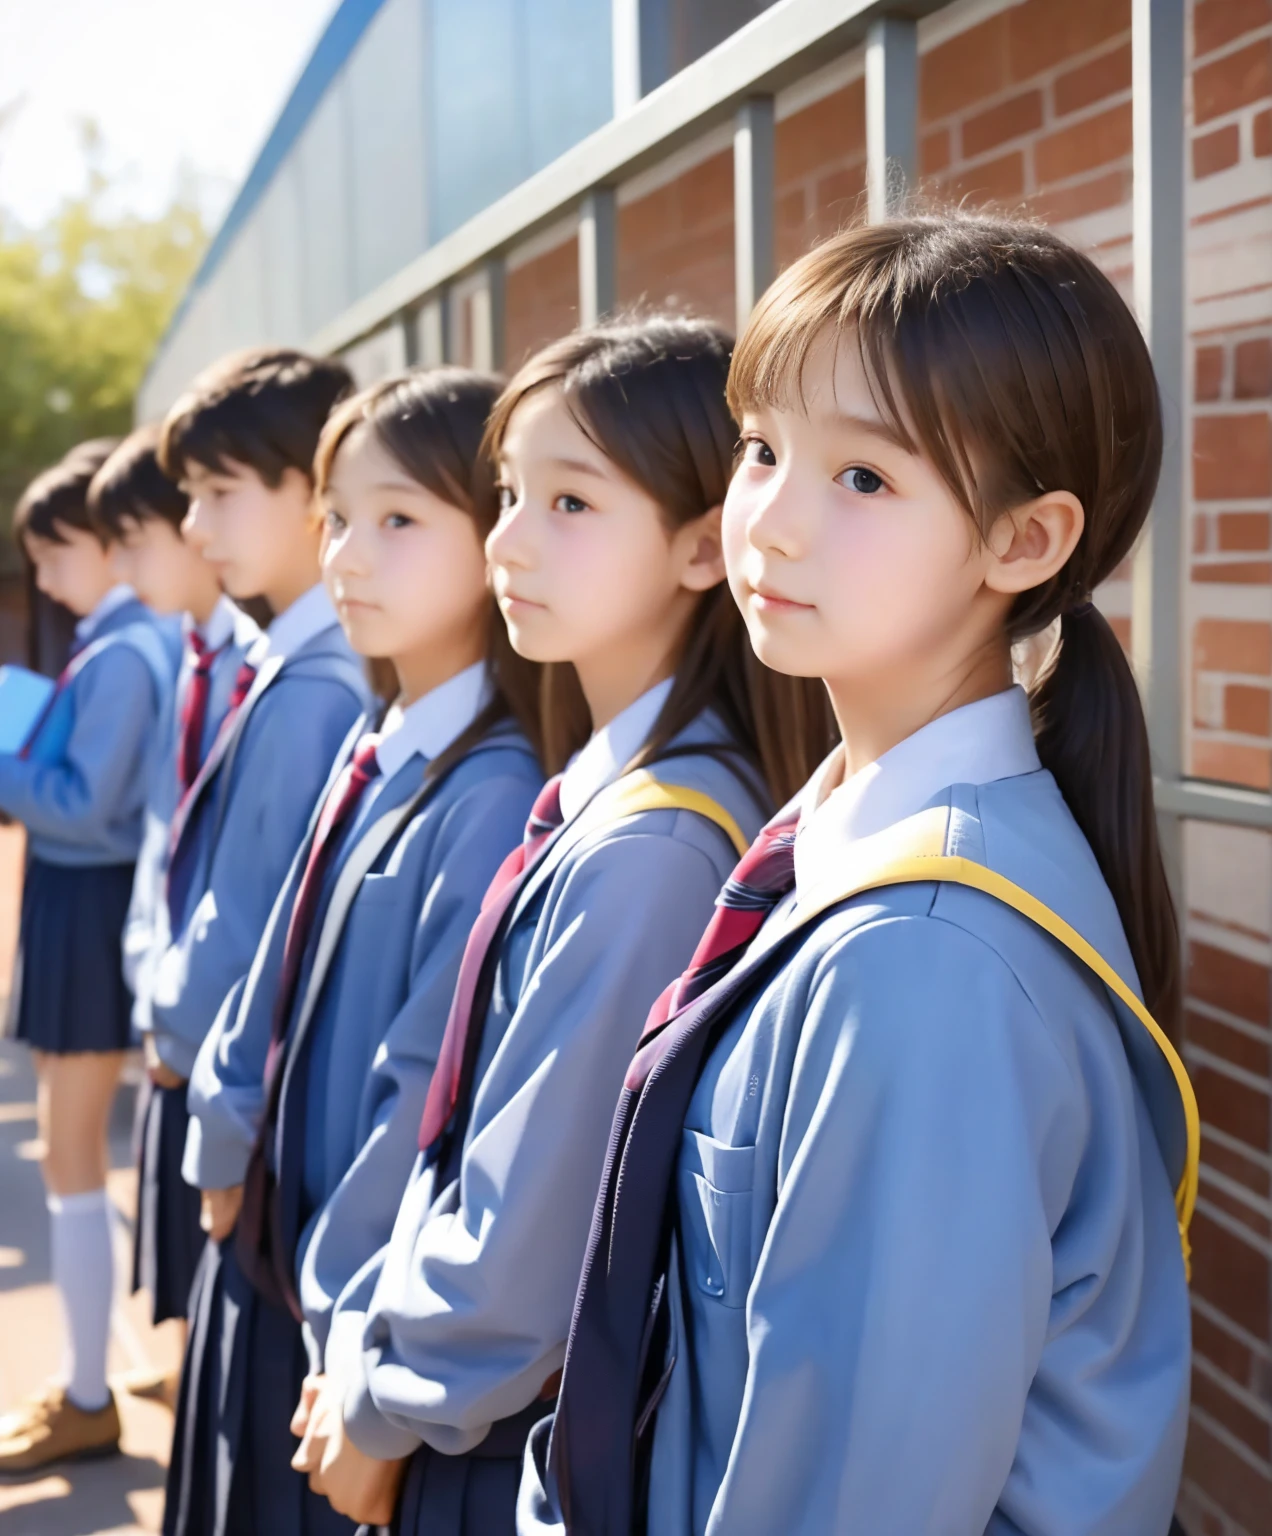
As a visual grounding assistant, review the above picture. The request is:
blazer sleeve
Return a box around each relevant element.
[299,774,536,1373]
[0,646,157,842]
[149,675,363,1080]
[694,915,1081,1536]
[342,828,734,1460]
[181,850,298,1190]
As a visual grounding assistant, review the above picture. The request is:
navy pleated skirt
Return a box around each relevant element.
[8,857,136,1053]
[165,1236,358,1536]
[386,1398,553,1536]
[133,1079,205,1324]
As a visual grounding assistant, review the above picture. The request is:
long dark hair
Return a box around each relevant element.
[731,210,1180,1033]
[315,367,545,769]
[484,316,835,802]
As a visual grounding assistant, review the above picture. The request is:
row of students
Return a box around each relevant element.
[0,440,179,1467]
[4,207,1195,1535]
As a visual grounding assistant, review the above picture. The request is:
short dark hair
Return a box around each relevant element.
[159,347,353,487]
[89,424,188,539]
[13,439,121,547]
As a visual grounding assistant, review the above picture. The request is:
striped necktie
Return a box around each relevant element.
[164,659,258,928]
[176,632,221,794]
[263,735,382,1086]
[625,807,799,1090]
[416,774,564,1153]
[549,807,804,1533]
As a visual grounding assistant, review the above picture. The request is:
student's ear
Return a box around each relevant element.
[674,503,727,593]
[983,490,1084,598]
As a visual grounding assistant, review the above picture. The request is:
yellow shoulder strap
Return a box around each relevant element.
[795,807,1199,1277]
[578,767,750,857]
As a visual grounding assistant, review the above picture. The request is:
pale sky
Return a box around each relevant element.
[0,0,339,228]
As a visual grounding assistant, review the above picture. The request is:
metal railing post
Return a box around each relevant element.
[734,96,775,332]
[579,188,618,326]
[865,17,918,221]
[1131,0,1187,887]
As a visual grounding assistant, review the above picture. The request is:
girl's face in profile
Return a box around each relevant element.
[321,424,489,698]
[724,333,1009,721]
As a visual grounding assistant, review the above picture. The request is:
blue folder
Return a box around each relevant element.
[0,665,56,755]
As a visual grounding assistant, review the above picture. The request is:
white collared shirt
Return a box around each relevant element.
[557,677,674,824]
[263,583,341,662]
[75,583,135,647]
[374,662,492,782]
[187,594,239,652]
[792,686,1041,900]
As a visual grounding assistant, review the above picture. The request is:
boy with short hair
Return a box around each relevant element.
[145,349,369,1268]
[0,441,178,1475]
[89,424,260,1354]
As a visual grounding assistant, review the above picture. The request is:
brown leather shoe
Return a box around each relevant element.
[0,1385,120,1475]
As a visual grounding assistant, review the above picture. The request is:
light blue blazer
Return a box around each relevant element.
[521,769,1190,1536]
[183,718,543,1376]
[0,597,180,867]
[333,721,769,1462]
[125,605,261,1012]
[146,622,369,1079]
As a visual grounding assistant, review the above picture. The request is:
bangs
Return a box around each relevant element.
[727,212,1125,534]
[316,368,502,531]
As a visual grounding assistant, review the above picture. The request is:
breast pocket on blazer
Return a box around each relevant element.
[678,1129,755,1309]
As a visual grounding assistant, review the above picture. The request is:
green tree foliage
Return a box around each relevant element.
[0,123,208,559]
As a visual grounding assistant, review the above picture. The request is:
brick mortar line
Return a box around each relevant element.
[1193,1192,1272,1257]
[1185,998,1272,1048]
[1178,1480,1256,1536]
[1192,23,1272,75]
[1200,1123,1272,1177]
[1189,1403,1272,1481]
[1199,1162,1272,1223]
[1186,1043,1272,1094]
[1192,1291,1272,1361]
[1192,1349,1272,1428]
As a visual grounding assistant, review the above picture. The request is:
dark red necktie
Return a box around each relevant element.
[176,632,220,794]
[625,807,799,1090]
[164,659,258,929]
[263,736,383,1085]
[416,774,564,1152]
[549,806,803,1533]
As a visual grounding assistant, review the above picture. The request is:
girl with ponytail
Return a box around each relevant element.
[523,213,1197,1535]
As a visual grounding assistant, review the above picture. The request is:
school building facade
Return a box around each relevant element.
[139,1,1272,1530]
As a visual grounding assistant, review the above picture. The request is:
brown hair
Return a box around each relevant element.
[484,316,835,800]
[160,347,352,488]
[732,210,1179,1033]
[89,424,188,539]
[14,439,121,547]
[315,367,544,768]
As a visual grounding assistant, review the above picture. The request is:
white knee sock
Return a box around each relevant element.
[47,1189,114,1411]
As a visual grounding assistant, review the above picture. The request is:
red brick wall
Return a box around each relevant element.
[616,149,734,326]
[505,239,580,368]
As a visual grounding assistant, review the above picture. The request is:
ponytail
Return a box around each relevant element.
[1030,607,1180,1034]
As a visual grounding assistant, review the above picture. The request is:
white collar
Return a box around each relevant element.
[558,677,674,824]
[373,662,492,780]
[75,584,135,646]
[187,594,239,652]
[264,583,339,661]
[793,686,1041,896]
